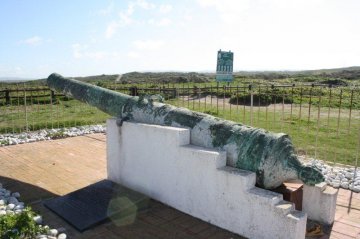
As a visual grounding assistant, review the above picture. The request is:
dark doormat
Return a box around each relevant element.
[44,179,149,232]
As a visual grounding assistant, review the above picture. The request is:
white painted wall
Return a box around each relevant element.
[107,118,307,239]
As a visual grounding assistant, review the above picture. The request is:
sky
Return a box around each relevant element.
[0,0,359,78]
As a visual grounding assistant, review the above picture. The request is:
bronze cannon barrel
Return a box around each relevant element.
[47,73,324,189]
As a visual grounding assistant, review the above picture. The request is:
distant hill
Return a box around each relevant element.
[234,66,360,81]
[119,72,211,84]
[20,72,211,86]
[2,66,359,85]
[0,77,34,83]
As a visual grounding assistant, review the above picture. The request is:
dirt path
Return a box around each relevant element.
[178,95,360,119]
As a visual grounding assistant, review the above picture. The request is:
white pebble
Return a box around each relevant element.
[15,204,24,210]
[36,235,48,239]
[49,229,58,236]
[58,233,67,239]
[14,209,23,214]
[33,215,43,224]
[332,182,340,188]
[332,179,340,184]
[12,192,20,198]
[346,172,355,179]
[6,203,15,210]
[341,182,349,189]
[8,196,18,204]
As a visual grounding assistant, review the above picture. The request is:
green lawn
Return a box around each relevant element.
[167,96,360,167]
[0,87,359,167]
[0,97,109,133]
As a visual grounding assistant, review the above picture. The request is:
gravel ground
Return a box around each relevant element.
[0,125,105,146]
[301,156,360,192]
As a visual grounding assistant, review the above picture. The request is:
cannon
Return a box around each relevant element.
[47,73,324,189]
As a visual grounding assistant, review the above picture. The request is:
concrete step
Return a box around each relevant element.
[286,210,307,224]
[248,187,283,206]
[180,145,226,169]
[217,166,256,190]
[275,200,295,215]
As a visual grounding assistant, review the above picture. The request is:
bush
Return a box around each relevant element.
[229,94,293,106]
[0,207,48,239]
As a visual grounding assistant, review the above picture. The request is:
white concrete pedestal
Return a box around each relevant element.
[106,118,307,239]
[302,182,338,225]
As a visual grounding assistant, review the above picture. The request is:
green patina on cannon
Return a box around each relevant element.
[47,73,324,189]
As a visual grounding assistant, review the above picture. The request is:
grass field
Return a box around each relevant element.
[0,90,359,167]
[0,96,109,133]
[166,95,360,167]
[1,72,360,167]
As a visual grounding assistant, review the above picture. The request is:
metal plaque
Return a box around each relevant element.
[216,50,234,82]
[44,180,149,232]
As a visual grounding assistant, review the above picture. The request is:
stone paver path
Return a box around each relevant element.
[0,134,243,239]
[1,133,360,238]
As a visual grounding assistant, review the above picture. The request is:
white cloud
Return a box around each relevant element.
[133,40,164,50]
[127,51,140,59]
[119,11,133,25]
[104,0,158,39]
[98,2,114,16]
[197,0,250,24]
[72,43,87,59]
[159,4,172,14]
[20,36,43,46]
[157,18,172,26]
[135,0,155,10]
[104,2,134,39]
[105,21,120,39]
[148,18,172,27]
[71,43,117,60]
[194,0,360,71]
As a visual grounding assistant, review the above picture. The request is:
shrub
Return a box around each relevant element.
[229,94,293,106]
[0,207,48,239]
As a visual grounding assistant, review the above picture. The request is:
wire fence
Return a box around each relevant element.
[0,83,109,133]
[0,81,359,167]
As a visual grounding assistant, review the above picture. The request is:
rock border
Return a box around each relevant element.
[0,125,105,146]
[302,157,360,193]
[0,183,67,239]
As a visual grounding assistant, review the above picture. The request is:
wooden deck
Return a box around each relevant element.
[0,134,359,238]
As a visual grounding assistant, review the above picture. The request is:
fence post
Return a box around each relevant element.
[23,83,29,132]
[5,89,10,105]
[51,90,56,102]
[223,85,226,116]
[129,86,138,96]
[249,84,253,126]
[172,88,177,100]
